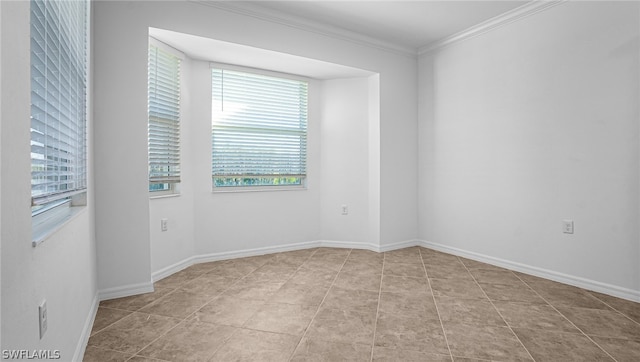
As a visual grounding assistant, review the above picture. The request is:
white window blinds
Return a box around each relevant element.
[148,43,181,190]
[30,0,88,208]
[211,68,308,187]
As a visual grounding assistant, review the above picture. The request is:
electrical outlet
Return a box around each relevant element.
[161,218,168,232]
[562,219,574,234]
[39,300,48,339]
[341,205,348,215]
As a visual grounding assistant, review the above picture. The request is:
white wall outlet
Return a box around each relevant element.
[341,205,348,215]
[39,300,48,339]
[161,218,168,232]
[562,219,574,234]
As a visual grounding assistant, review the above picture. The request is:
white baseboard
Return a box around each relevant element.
[418,240,640,303]
[98,280,154,301]
[72,292,99,362]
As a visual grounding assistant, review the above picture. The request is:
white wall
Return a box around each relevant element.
[0,0,98,358]
[320,78,373,245]
[418,1,640,296]
[93,0,418,285]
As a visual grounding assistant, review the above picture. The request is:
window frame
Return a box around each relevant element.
[210,63,309,192]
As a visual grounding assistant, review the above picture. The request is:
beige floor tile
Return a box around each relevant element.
[192,296,264,327]
[84,247,640,362]
[303,258,345,272]
[513,328,613,361]
[82,346,132,362]
[534,285,611,310]
[457,258,506,272]
[383,261,427,278]
[557,306,640,340]
[384,249,424,264]
[288,266,338,286]
[333,270,382,291]
[269,281,330,306]
[590,291,640,323]
[291,337,371,361]
[210,329,299,362]
[306,306,376,345]
[379,291,439,319]
[222,279,284,301]
[374,312,449,354]
[469,269,522,285]
[322,286,379,314]
[430,278,485,300]
[436,297,506,327]
[100,288,174,312]
[493,301,579,332]
[90,307,133,335]
[347,249,384,263]
[183,260,228,274]
[424,261,472,280]
[246,263,299,281]
[137,318,236,361]
[341,259,384,275]
[592,336,640,362]
[443,323,532,361]
[381,275,431,294]
[243,303,317,336]
[372,346,452,362]
[206,261,259,279]
[421,251,461,266]
[139,290,212,319]
[128,357,169,362]
[87,312,180,354]
[479,282,546,304]
[179,273,237,297]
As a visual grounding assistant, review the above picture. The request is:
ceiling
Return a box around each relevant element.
[213,0,531,52]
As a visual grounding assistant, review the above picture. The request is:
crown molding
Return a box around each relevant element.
[418,0,568,56]
[190,0,417,58]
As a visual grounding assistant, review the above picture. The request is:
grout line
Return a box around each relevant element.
[286,247,353,361]
[418,248,455,362]
[513,274,620,362]
[459,260,537,361]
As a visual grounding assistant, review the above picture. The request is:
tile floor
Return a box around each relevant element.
[84,246,640,361]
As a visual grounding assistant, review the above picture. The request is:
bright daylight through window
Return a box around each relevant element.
[211,68,308,189]
[30,0,88,228]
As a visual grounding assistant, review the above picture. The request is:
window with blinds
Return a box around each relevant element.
[30,0,88,214]
[211,68,308,188]
[148,42,181,192]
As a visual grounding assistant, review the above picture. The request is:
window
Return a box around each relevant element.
[148,41,181,193]
[30,0,88,223]
[211,67,308,189]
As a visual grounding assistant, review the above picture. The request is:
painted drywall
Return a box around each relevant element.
[93,0,417,285]
[0,0,98,358]
[320,78,373,244]
[418,1,640,294]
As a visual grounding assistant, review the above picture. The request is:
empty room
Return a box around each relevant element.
[1,0,639,360]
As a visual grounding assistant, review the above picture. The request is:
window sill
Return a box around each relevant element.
[150,193,181,200]
[212,185,307,194]
[32,205,87,247]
